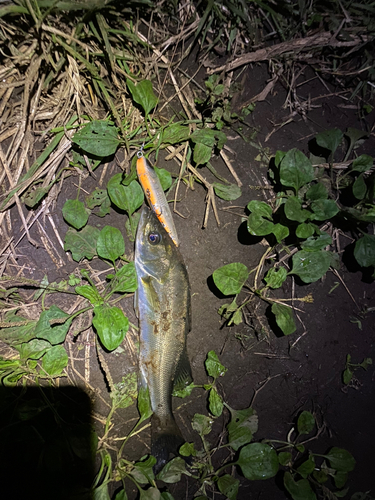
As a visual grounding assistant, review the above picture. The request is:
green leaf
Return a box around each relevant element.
[301,233,332,251]
[72,120,120,157]
[125,212,141,242]
[86,187,110,209]
[75,284,103,306]
[291,250,332,283]
[310,199,339,221]
[247,200,273,218]
[247,212,274,236]
[285,196,311,222]
[172,382,195,398]
[155,167,172,191]
[274,150,286,167]
[343,367,353,385]
[41,345,68,376]
[283,472,317,500]
[110,262,138,293]
[272,223,289,243]
[312,470,328,483]
[217,474,239,500]
[344,127,368,149]
[162,124,190,145]
[131,455,156,485]
[351,154,373,173]
[297,411,315,435]
[306,183,328,201]
[297,456,315,478]
[193,142,212,166]
[97,226,125,262]
[157,457,191,483]
[139,487,161,500]
[111,373,138,409]
[179,442,196,457]
[62,199,90,230]
[190,128,227,149]
[264,267,287,289]
[138,386,153,422]
[24,186,49,208]
[209,387,223,417]
[35,305,72,345]
[271,303,296,336]
[0,319,37,346]
[278,452,292,466]
[227,406,258,451]
[205,350,227,379]
[354,234,375,267]
[334,471,348,489]
[296,223,315,239]
[237,443,279,480]
[64,225,100,261]
[279,149,315,193]
[114,490,128,500]
[107,174,144,216]
[213,262,248,295]
[16,339,51,360]
[213,182,242,201]
[161,493,175,500]
[322,447,356,472]
[92,305,129,351]
[316,128,343,156]
[352,174,367,200]
[127,79,158,116]
[191,413,213,436]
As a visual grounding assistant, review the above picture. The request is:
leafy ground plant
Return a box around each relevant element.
[212,128,375,336]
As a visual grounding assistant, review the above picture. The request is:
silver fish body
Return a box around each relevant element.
[134,206,192,470]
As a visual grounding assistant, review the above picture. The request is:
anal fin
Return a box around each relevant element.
[173,347,193,392]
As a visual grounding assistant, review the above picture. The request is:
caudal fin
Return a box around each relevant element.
[151,413,185,474]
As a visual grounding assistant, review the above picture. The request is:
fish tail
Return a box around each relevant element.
[151,413,185,473]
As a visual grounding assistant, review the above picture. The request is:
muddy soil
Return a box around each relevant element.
[1,63,375,499]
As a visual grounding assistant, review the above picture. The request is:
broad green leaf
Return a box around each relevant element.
[247,200,273,218]
[162,124,190,144]
[139,487,161,500]
[291,250,332,283]
[64,225,100,261]
[217,474,239,500]
[131,455,156,484]
[351,154,373,173]
[127,79,158,116]
[306,182,328,201]
[179,442,196,457]
[107,174,144,215]
[75,284,103,306]
[0,319,36,346]
[86,187,109,209]
[155,167,172,191]
[247,213,274,236]
[285,196,311,222]
[279,149,315,193]
[297,456,315,478]
[345,127,368,149]
[343,367,353,385]
[125,212,141,242]
[72,120,120,157]
[213,182,242,201]
[360,357,372,370]
[138,386,153,422]
[35,305,72,345]
[114,490,128,500]
[227,406,258,451]
[237,443,279,480]
[93,483,111,500]
[271,303,296,336]
[272,223,289,243]
[16,339,51,360]
[312,470,328,483]
[310,199,339,221]
[316,128,343,156]
[161,494,175,500]
[297,410,315,435]
[97,226,125,262]
[278,452,292,466]
[352,174,367,200]
[157,457,191,483]
[283,472,317,500]
[322,447,356,472]
[209,387,223,416]
[24,186,49,208]
[41,345,68,376]
[191,413,213,436]
[354,234,375,267]
[213,262,249,295]
[193,142,212,166]
[205,350,227,379]
[62,199,90,230]
[110,262,137,293]
[274,150,286,167]
[296,223,315,239]
[301,233,332,251]
[334,471,348,489]
[172,381,195,398]
[190,128,227,149]
[264,267,287,289]
[92,305,129,351]
[111,373,138,409]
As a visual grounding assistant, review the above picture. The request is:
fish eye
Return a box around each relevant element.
[148,232,161,245]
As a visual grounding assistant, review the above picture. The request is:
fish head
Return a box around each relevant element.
[135,206,178,276]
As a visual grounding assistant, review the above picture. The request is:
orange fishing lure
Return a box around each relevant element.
[136,149,179,247]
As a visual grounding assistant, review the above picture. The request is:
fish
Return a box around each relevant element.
[134,205,192,472]
[136,154,180,247]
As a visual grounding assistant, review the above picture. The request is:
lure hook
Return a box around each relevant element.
[137,142,145,159]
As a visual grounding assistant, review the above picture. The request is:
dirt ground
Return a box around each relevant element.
[1,61,375,500]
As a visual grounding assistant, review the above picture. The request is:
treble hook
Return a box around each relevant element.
[137,142,145,159]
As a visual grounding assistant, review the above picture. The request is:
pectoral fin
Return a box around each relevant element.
[173,347,193,392]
